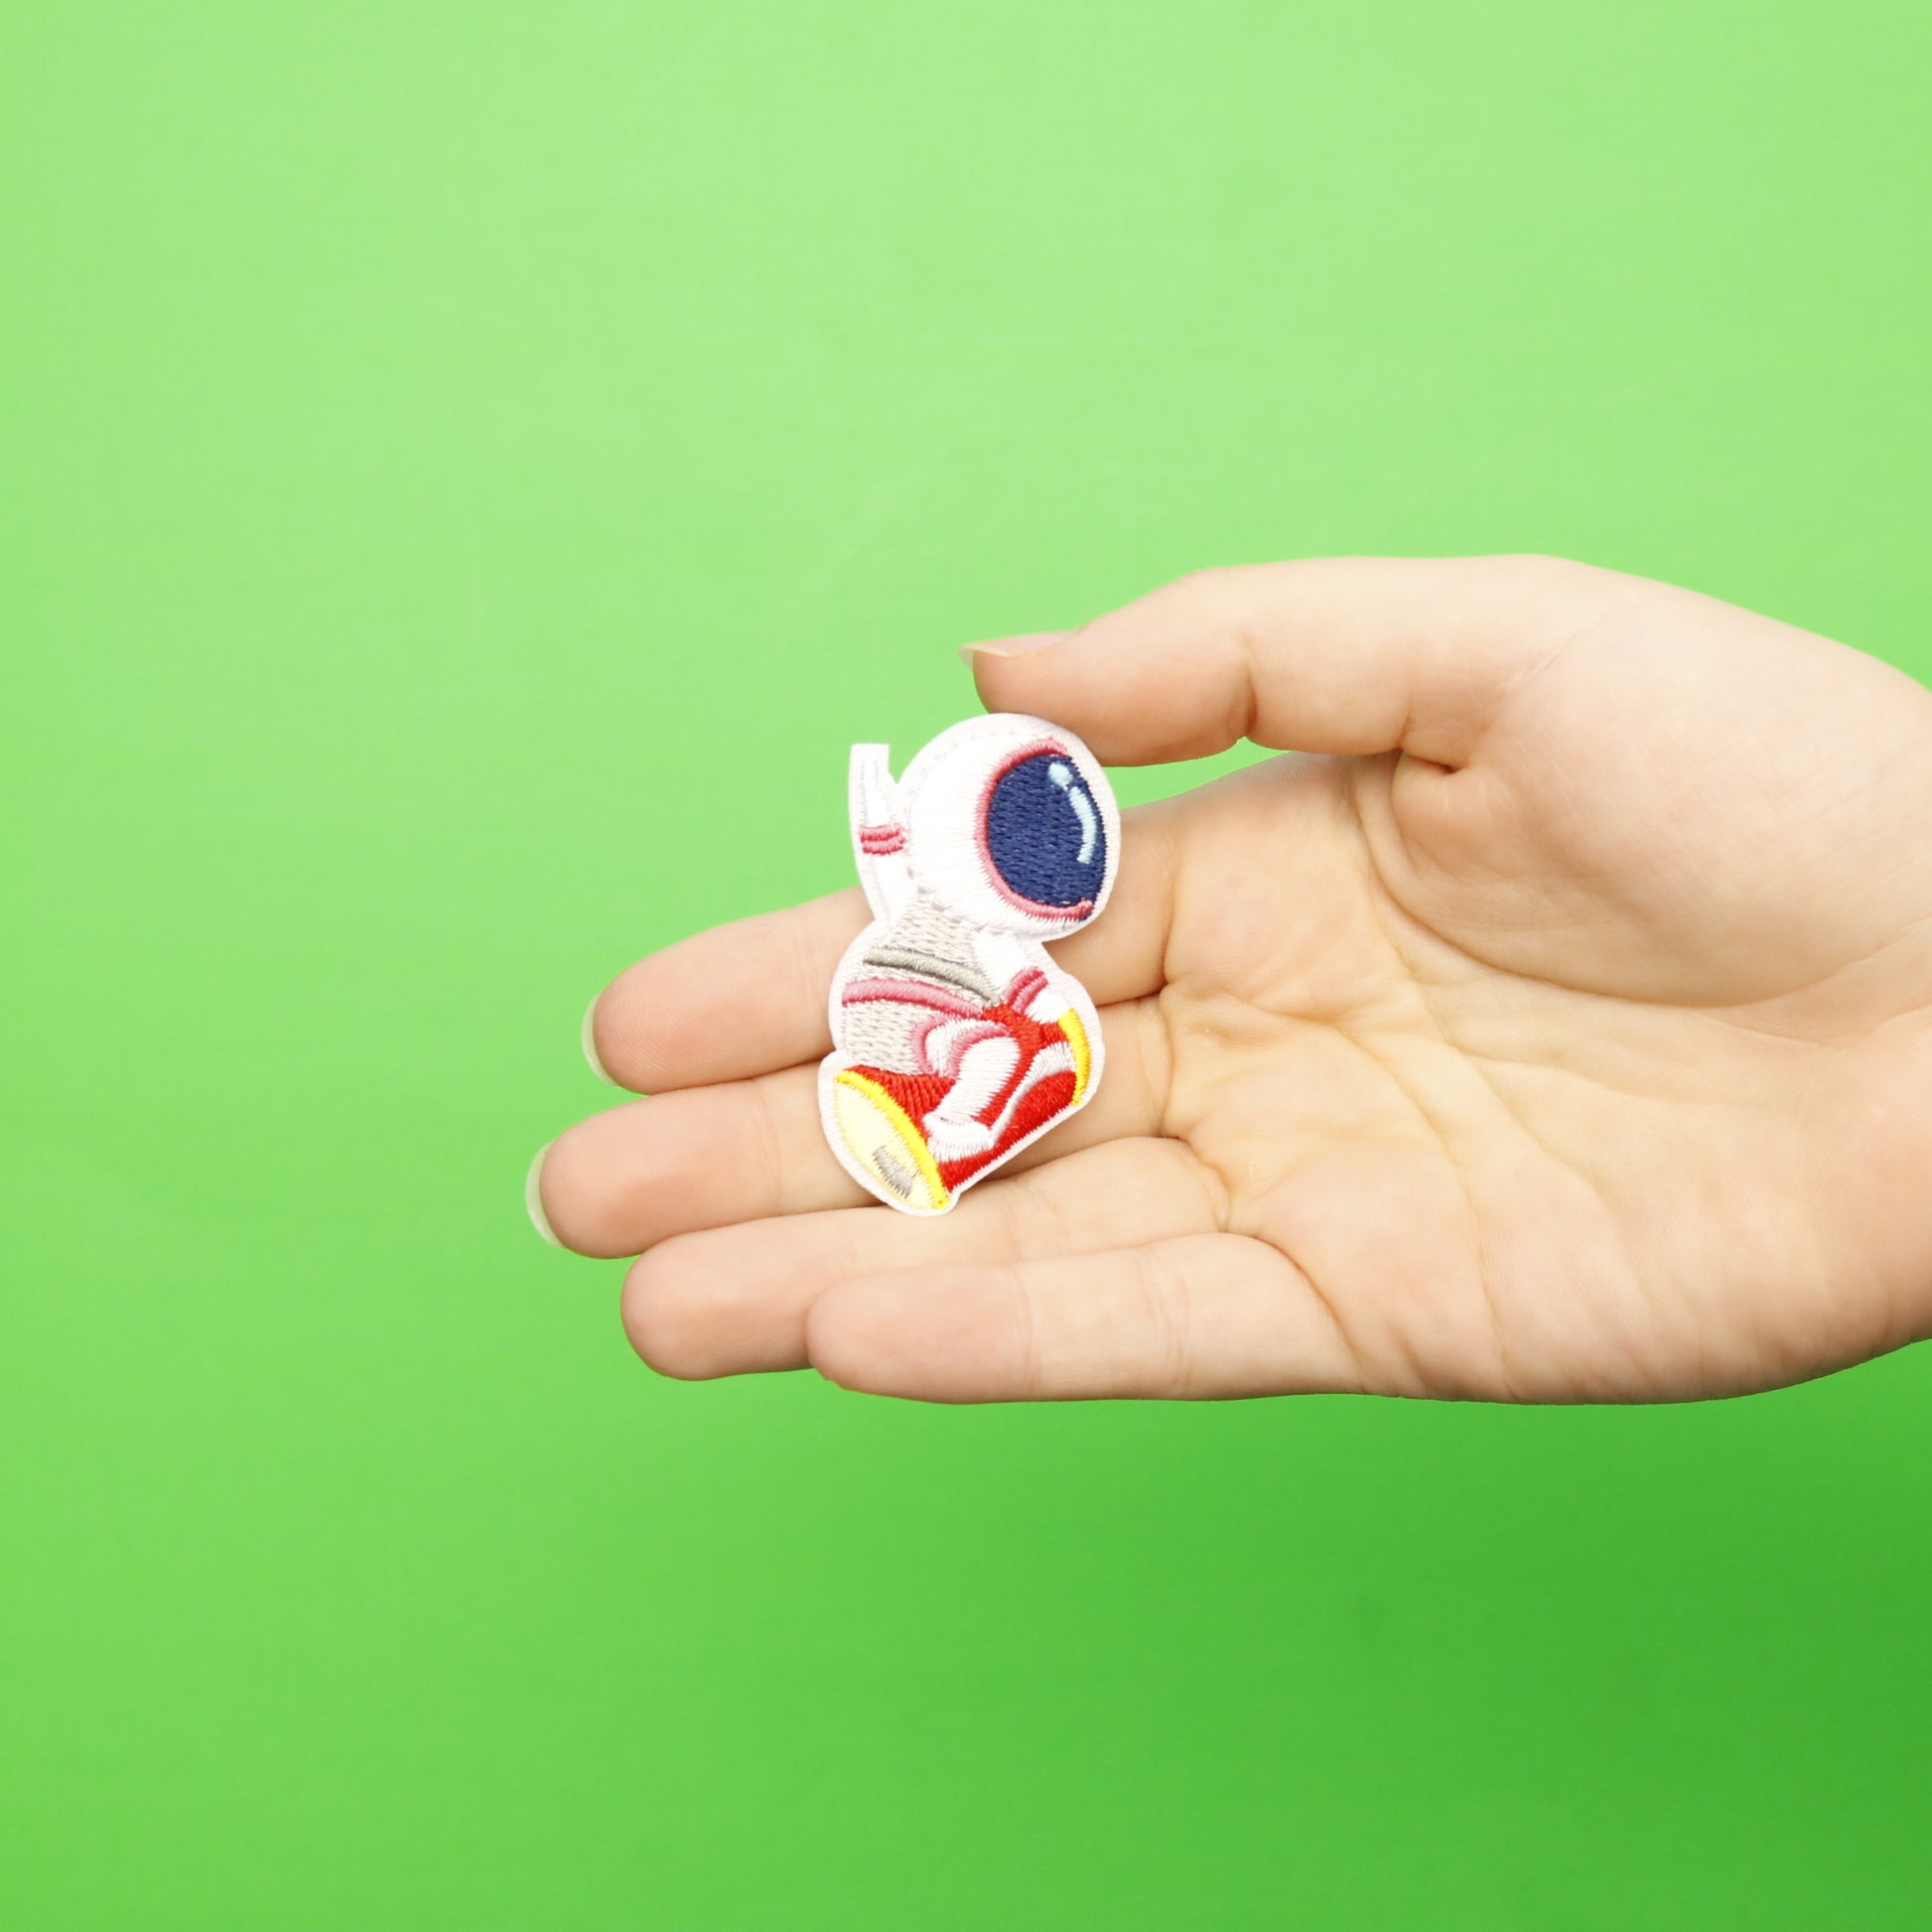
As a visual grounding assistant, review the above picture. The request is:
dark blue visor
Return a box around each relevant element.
[984,753,1107,910]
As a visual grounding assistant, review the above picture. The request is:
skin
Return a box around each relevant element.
[534,556,1932,1403]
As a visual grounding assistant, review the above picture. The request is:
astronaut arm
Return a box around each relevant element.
[969,931,1059,1017]
[849,743,915,922]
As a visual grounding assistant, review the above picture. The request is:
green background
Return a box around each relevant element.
[5,2,1929,1925]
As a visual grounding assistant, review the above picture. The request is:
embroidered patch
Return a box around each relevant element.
[819,714,1121,1216]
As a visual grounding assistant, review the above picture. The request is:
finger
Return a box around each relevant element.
[623,1136,1220,1379]
[542,999,1167,1259]
[806,1233,1367,1402]
[589,804,1179,1093]
[590,891,861,1096]
[965,554,1647,768]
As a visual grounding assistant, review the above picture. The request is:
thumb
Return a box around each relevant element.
[962,555,1636,767]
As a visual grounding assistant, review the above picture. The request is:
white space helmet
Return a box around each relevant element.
[896,714,1120,936]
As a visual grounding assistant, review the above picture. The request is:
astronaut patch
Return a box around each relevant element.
[819,714,1121,1216]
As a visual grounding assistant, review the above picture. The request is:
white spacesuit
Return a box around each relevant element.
[819,714,1120,1215]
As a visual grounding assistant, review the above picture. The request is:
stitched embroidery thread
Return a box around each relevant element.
[819,714,1120,1216]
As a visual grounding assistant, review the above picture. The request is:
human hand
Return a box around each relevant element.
[533,557,1932,1402]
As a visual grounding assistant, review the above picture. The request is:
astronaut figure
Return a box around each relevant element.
[819,714,1121,1216]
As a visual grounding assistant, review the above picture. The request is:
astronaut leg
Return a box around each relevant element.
[923,1033,1022,1163]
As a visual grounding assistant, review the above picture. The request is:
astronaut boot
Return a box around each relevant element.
[921,1006,1086,1195]
[826,1002,1093,1214]
[923,1027,1027,1167]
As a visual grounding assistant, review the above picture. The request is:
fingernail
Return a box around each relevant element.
[582,996,618,1086]
[957,629,1069,665]
[526,1142,563,1248]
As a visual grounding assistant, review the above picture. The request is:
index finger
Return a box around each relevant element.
[588,797,1180,1094]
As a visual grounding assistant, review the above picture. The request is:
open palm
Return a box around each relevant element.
[535,557,1932,1401]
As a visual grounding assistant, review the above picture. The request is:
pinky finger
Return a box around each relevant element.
[804,1234,1367,1403]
